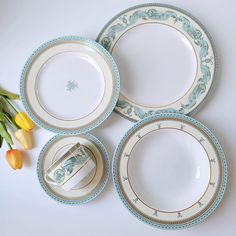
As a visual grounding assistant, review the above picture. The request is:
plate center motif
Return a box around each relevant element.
[36,51,105,121]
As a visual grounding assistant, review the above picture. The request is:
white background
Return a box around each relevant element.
[0,0,235,235]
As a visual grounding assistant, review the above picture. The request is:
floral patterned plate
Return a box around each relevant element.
[97,4,216,121]
[20,36,120,134]
[113,113,227,229]
[37,134,109,205]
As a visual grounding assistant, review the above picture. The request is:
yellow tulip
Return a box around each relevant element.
[15,129,33,150]
[15,112,35,131]
[6,149,23,170]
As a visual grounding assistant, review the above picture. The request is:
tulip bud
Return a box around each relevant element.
[6,149,23,170]
[15,112,35,131]
[15,129,33,150]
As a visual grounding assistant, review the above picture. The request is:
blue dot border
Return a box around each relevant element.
[20,36,120,135]
[113,113,227,229]
[37,133,110,205]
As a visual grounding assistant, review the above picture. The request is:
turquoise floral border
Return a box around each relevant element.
[20,36,120,135]
[113,113,227,229]
[97,3,217,121]
[37,133,110,205]
[53,146,90,184]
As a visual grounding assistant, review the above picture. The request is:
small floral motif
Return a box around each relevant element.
[53,169,65,184]
[197,201,203,207]
[147,9,156,17]
[153,210,158,216]
[66,80,78,92]
[122,176,128,181]
[124,152,130,158]
[101,37,112,50]
[133,197,139,203]
[177,212,182,218]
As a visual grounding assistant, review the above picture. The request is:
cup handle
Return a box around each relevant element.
[44,173,58,186]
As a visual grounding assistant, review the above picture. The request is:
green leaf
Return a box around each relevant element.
[0,121,13,145]
[0,95,18,114]
[0,111,4,121]
[0,135,3,148]
[3,111,19,129]
[0,103,4,121]
[4,110,14,121]
[0,88,19,100]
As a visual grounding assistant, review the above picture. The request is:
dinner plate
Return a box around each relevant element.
[37,134,109,204]
[113,113,227,229]
[97,4,216,121]
[20,36,120,134]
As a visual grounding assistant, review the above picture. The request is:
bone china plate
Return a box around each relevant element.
[37,134,109,204]
[20,36,120,134]
[113,113,227,229]
[97,4,216,121]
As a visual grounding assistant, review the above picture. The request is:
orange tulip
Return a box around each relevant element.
[6,149,23,170]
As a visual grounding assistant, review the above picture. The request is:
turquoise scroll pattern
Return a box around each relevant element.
[100,8,214,119]
[53,146,89,184]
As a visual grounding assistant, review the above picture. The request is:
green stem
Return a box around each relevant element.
[0,88,19,100]
[7,141,12,150]
[4,114,18,130]
[1,96,18,114]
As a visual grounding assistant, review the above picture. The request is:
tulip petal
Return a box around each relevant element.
[6,149,23,170]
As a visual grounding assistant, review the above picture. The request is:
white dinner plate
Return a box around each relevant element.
[97,4,216,121]
[20,36,120,134]
[37,134,109,204]
[113,113,227,229]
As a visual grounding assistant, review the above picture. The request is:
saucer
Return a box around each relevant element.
[20,36,120,134]
[97,4,216,121]
[113,113,227,229]
[37,134,109,205]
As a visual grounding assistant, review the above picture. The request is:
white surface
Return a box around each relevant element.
[113,23,197,107]
[37,51,104,120]
[128,129,210,211]
[0,0,235,235]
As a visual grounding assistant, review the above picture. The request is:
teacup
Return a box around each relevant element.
[44,143,95,191]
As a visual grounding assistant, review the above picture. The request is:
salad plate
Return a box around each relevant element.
[37,134,109,204]
[20,36,120,134]
[113,113,227,229]
[97,4,216,121]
